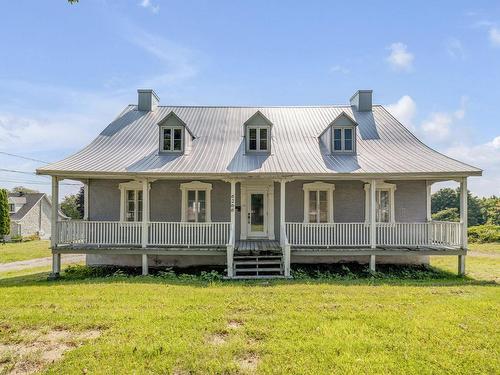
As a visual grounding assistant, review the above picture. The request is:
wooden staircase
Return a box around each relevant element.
[232,254,285,279]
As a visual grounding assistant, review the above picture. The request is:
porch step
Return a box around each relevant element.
[233,254,284,278]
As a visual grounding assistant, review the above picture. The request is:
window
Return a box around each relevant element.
[126,190,143,222]
[180,181,212,222]
[308,190,329,223]
[161,126,183,152]
[376,190,390,223]
[364,182,396,223]
[303,182,335,223]
[247,126,270,152]
[187,190,206,222]
[9,203,15,213]
[333,127,354,152]
[119,181,149,222]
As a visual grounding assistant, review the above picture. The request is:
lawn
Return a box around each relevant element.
[0,245,498,374]
[0,240,51,263]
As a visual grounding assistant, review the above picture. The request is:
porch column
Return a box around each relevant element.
[426,181,433,244]
[459,177,468,275]
[51,176,59,249]
[227,180,237,278]
[280,179,290,277]
[50,176,60,278]
[141,179,150,275]
[83,179,89,220]
[370,179,376,249]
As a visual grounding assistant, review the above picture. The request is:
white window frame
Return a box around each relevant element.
[332,126,355,153]
[119,181,150,222]
[160,125,184,152]
[8,203,15,213]
[246,125,270,152]
[302,182,335,223]
[180,181,212,222]
[364,181,396,223]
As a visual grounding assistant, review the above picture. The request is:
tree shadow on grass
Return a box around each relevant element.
[0,263,497,289]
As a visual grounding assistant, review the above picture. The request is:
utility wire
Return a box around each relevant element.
[0,151,49,164]
[0,168,50,177]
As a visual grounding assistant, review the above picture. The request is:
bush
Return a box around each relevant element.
[468,225,500,243]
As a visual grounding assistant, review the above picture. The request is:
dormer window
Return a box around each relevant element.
[158,111,195,154]
[333,127,354,152]
[161,126,183,152]
[319,111,357,154]
[9,203,15,213]
[244,111,273,153]
[247,126,269,152]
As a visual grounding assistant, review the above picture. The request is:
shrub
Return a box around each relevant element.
[468,225,500,243]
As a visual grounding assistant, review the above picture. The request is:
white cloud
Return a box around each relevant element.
[139,0,159,14]
[446,38,465,59]
[386,42,414,71]
[386,95,417,130]
[490,27,500,46]
[329,65,350,74]
[127,28,198,86]
[443,136,500,197]
[420,97,467,141]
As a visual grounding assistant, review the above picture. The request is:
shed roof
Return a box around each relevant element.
[37,104,481,177]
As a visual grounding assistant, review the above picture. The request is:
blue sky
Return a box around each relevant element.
[0,0,499,198]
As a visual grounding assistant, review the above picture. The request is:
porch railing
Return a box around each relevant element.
[285,221,461,248]
[57,221,230,247]
[285,223,370,247]
[149,222,230,246]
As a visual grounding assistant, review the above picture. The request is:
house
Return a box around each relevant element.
[8,192,66,239]
[37,89,481,278]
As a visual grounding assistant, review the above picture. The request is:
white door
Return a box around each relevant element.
[247,191,267,237]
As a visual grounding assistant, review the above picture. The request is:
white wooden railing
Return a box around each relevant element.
[57,221,230,247]
[148,222,230,246]
[430,221,462,247]
[58,221,143,246]
[285,223,370,247]
[285,221,461,248]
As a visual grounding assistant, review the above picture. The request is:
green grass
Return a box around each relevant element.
[0,245,498,374]
[0,240,51,263]
[431,243,500,282]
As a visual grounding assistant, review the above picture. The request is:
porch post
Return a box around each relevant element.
[426,181,433,244]
[141,179,150,275]
[227,180,237,278]
[280,179,290,277]
[50,176,61,278]
[83,179,89,220]
[459,177,468,275]
[370,179,376,249]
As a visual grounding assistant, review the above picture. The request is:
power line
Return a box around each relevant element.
[0,168,50,177]
[0,178,81,186]
[0,151,49,164]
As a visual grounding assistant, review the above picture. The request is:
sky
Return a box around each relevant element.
[0,0,499,199]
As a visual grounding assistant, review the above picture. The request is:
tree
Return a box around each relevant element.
[432,207,459,222]
[431,187,485,227]
[0,189,10,241]
[60,194,83,220]
[11,186,39,194]
[479,196,500,225]
[75,186,85,219]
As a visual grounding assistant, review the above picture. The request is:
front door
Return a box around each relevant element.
[247,191,267,237]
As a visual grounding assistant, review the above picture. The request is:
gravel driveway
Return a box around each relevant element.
[0,254,85,273]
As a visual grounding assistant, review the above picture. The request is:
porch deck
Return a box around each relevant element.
[235,240,281,253]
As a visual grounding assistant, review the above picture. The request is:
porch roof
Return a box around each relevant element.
[37,105,481,177]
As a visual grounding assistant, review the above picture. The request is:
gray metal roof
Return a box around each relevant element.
[37,105,482,177]
[8,193,45,221]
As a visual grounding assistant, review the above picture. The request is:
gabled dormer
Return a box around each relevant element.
[244,111,273,153]
[158,111,195,154]
[319,111,357,154]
